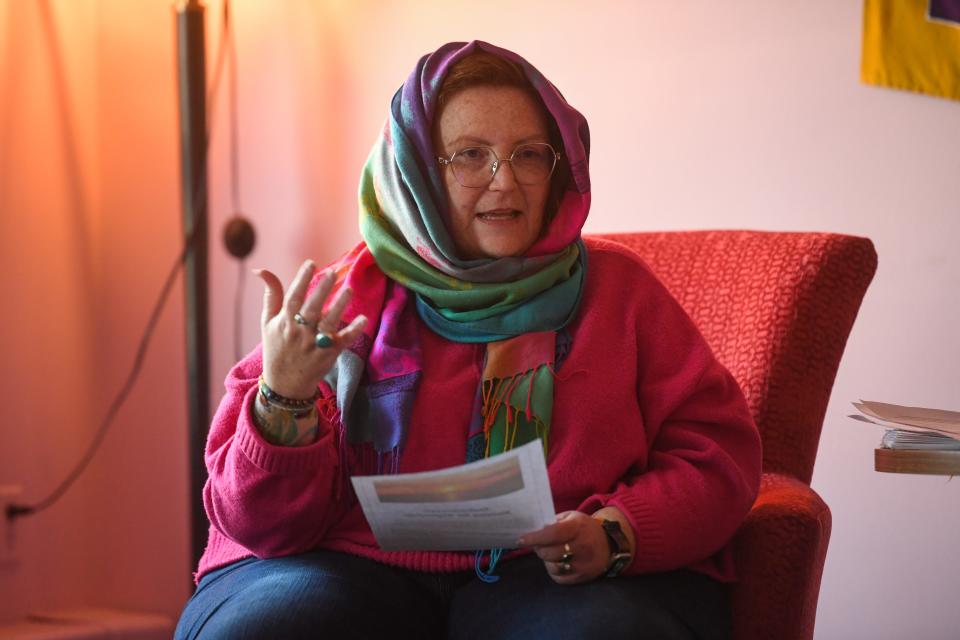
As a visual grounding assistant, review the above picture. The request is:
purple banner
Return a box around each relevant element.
[929,0,960,24]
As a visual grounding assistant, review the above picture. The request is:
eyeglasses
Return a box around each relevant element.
[437,143,561,188]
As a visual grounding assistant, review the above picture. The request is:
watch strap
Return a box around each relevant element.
[594,517,632,577]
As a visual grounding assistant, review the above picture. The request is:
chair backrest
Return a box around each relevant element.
[588,231,878,484]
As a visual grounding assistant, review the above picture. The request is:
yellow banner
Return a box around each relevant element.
[861,0,960,101]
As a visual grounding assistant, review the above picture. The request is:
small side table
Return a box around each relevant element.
[875,449,960,475]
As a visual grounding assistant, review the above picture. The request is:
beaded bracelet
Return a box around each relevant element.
[257,375,321,411]
[255,389,317,420]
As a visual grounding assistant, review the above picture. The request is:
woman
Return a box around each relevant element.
[176,41,761,640]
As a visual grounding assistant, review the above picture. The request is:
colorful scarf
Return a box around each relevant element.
[321,41,591,494]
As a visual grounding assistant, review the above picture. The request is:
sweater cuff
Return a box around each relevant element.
[236,385,336,476]
[577,492,665,575]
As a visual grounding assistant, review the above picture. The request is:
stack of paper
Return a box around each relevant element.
[850,400,960,450]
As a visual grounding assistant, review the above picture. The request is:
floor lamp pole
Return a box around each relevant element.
[174,0,210,576]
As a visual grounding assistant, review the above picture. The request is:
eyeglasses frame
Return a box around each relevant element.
[436,142,562,189]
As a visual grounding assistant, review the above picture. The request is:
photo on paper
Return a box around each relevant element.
[373,456,524,503]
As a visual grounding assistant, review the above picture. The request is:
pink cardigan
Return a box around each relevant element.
[196,238,762,583]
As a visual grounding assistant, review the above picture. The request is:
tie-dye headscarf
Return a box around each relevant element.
[320,41,591,487]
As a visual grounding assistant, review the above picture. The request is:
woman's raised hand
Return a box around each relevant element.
[255,259,367,399]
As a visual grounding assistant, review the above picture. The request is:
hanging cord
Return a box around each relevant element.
[219,0,253,362]
[6,3,232,523]
[234,258,246,361]
[227,0,247,362]
[227,0,241,218]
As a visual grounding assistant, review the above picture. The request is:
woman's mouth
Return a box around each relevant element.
[477,208,521,221]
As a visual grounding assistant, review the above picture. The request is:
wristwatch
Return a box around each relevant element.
[595,518,632,577]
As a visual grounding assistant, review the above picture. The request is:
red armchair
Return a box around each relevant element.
[590,231,877,640]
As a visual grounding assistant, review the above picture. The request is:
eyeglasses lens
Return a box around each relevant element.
[451,144,556,187]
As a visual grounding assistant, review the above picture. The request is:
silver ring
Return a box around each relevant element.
[293,312,316,329]
[560,543,574,564]
[559,561,572,575]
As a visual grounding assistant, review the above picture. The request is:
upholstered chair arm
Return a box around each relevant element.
[730,472,831,640]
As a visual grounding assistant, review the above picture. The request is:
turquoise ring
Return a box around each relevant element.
[315,332,334,349]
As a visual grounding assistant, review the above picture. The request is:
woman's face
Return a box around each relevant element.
[435,85,552,260]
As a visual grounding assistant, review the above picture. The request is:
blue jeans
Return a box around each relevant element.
[175,550,729,639]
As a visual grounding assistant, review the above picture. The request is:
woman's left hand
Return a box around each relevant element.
[517,510,611,584]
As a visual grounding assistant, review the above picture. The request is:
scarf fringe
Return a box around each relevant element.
[321,396,403,505]
[481,366,551,459]
[318,396,351,503]
[474,548,503,583]
[473,365,551,583]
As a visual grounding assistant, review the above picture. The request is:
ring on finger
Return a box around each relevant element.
[293,312,318,330]
[315,331,334,349]
[558,561,572,575]
[560,543,574,564]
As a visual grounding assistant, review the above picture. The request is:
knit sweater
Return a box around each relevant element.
[195,237,762,583]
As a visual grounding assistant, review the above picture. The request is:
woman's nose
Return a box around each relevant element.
[488,158,518,191]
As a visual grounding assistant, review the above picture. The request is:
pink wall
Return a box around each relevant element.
[0,0,189,623]
[0,0,101,620]
[2,1,958,637]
